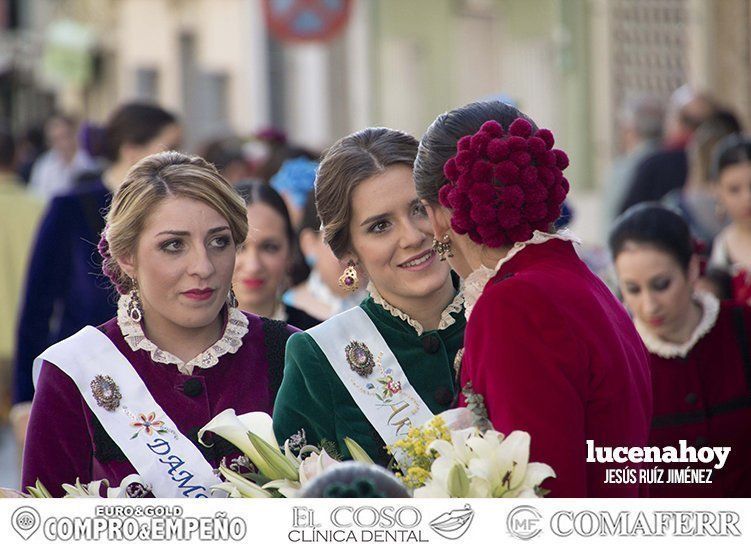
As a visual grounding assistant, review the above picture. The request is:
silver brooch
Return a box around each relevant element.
[344,340,375,377]
[90,375,122,412]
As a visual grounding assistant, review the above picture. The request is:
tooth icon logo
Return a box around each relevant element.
[429,504,475,540]
[11,506,41,541]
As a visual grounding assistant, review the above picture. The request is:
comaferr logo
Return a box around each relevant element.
[550,510,741,537]
[506,505,543,540]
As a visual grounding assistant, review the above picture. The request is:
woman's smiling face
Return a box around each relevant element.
[345,165,452,306]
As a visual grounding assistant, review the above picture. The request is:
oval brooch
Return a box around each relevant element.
[90,374,122,412]
[344,340,375,377]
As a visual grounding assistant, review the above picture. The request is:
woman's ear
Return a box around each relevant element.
[422,200,452,239]
[117,254,137,283]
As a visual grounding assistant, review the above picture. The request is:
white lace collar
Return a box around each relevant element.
[464,229,581,319]
[366,283,464,336]
[634,290,720,359]
[117,293,249,375]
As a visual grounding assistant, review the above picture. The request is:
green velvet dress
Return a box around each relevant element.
[273,289,465,466]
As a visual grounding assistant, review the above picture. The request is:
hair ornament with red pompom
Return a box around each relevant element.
[439,118,570,247]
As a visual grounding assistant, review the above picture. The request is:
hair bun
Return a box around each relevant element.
[440,119,570,247]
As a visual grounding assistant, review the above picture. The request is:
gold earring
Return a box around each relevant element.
[432,234,454,261]
[338,260,359,292]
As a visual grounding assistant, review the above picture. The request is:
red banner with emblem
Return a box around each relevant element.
[262,0,352,43]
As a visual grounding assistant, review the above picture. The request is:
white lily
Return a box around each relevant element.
[62,478,106,498]
[198,409,297,480]
[0,487,28,498]
[299,449,339,485]
[265,448,340,497]
[213,465,273,498]
[26,479,52,498]
[466,430,554,497]
[413,457,490,498]
[262,479,300,498]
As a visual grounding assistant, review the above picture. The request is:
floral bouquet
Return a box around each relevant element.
[199,404,554,499]
[1,475,151,499]
[387,407,556,498]
[197,409,375,497]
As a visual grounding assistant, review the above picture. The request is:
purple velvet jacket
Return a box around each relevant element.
[22,312,296,497]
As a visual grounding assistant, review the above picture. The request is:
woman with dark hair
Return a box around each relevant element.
[14,103,181,415]
[610,203,751,497]
[413,101,651,497]
[709,135,751,304]
[283,195,366,321]
[273,127,465,465]
[233,180,319,330]
[662,110,741,248]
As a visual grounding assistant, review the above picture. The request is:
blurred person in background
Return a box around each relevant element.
[28,114,97,201]
[662,110,741,249]
[603,95,664,226]
[0,130,44,423]
[197,137,251,185]
[12,103,181,443]
[610,203,751,497]
[270,155,318,228]
[15,125,46,185]
[619,87,717,214]
[708,135,751,304]
[284,195,366,321]
[234,181,320,330]
[247,127,289,183]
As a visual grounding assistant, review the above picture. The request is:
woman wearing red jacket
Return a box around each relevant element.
[413,101,652,497]
[610,203,751,497]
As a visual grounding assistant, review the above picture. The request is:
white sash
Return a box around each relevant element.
[32,326,223,498]
[307,307,435,458]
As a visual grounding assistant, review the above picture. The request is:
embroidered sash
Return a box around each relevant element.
[32,326,223,498]
[307,307,435,458]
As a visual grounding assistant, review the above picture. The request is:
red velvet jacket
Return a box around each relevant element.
[460,238,652,497]
[645,301,751,497]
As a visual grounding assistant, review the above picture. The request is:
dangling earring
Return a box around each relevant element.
[432,234,454,261]
[127,281,143,323]
[228,286,238,309]
[338,260,359,292]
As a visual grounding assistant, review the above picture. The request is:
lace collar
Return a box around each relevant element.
[464,229,581,319]
[366,283,464,336]
[634,290,720,359]
[117,293,249,375]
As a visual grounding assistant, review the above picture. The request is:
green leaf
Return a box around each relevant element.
[343,437,375,464]
[247,431,299,481]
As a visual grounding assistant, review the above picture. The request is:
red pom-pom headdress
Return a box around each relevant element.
[439,118,570,247]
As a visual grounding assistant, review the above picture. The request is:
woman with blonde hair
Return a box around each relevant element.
[273,128,465,465]
[22,151,297,497]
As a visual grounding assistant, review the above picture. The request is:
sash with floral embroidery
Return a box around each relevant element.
[307,306,434,459]
[32,326,223,498]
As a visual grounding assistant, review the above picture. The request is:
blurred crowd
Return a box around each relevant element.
[0,102,369,485]
[2,85,751,488]
[604,85,751,303]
